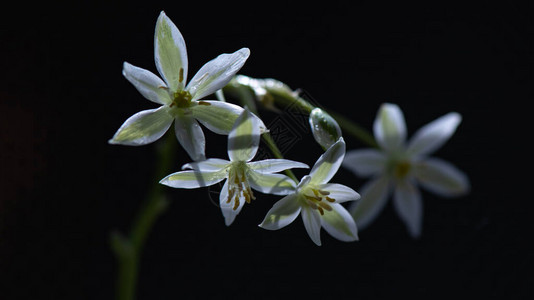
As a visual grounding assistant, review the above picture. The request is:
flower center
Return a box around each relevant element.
[302,188,335,215]
[393,160,411,179]
[170,90,193,109]
[226,163,256,210]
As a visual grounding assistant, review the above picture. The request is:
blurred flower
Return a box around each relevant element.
[259,138,360,246]
[109,11,256,161]
[160,108,308,226]
[342,103,470,238]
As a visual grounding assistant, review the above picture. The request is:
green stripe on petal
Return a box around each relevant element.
[228,108,261,162]
[154,11,188,92]
[190,101,244,135]
[259,194,301,230]
[174,111,206,161]
[159,169,226,189]
[247,170,297,195]
[187,48,250,101]
[109,106,173,145]
[248,159,309,173]
[373,103,406,152]
[309,138,346,185]
[122,62,171,105]
[320,203,359,242]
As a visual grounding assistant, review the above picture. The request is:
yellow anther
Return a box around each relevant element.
[233,197,240,210]
[317,206,325,215]
[178,68,184,83]
[325,196,335,203]
[197,101,211,106]
[318,202,333,211]
[307,200,318,210]
[318,190,330,196]
[305,194,321,202]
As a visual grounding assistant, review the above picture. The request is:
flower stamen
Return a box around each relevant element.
[304,188,336,215]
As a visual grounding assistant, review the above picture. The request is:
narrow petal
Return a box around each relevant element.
[109,106,173,146]
[413,158,470,197]
[247,170,297,195]
[393,180,423,239]
[259,194,302,230]
[187,48,250,101]
[301,206,322,246]
[159,169,227,189]
[174,112,206,161]
[320,203,359,242]
[190,101,246,135]
[309,137,346,185]
[407,112,462,157]
[228,108,260,162]
[219,180,246,226]
[316,183,360,203]
[122,62,171,105]
[349,176,391,230]
[373,103,406,152]
[248,159,309,173]
[182,158,230,172]
[342,149,387,177]
[154,11,188,91]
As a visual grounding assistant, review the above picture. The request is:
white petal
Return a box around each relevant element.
[122,62,171,105]
[247,171,297,196]
[228,108,260,162]
[349,176,391,230]
[182,158,230,172]
[109,106,173,146]
[174,112,206,161]
[301,206,322,246]
[259,194,302,230]
[309,137,346,185]
[393,180,423,239]
[316,183,360,203]
[320,203,359,242]
[413,158,470,197]
[248,159,309,173]
[159,169,227,188]
[190,101,244,135]
[373,103,406,152]
[187,48,250,100]
[342,149,386,177]
[154,11,188,91]
[219,180,246,226]
[407,112,462,157]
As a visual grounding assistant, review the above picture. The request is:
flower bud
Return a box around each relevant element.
[309,108,342,150]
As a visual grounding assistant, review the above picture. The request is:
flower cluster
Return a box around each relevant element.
[110,11,469,245]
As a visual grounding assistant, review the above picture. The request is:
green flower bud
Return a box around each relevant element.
[309,108,342,150]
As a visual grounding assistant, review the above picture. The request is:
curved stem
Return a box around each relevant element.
[224,75,378,148]
[111,132,176,300]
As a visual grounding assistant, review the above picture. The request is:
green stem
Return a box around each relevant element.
[111,132,176,300]
[224,76,377,148]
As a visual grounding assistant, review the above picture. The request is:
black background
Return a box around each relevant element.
[1,1,530,299]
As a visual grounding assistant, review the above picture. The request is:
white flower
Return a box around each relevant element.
[109,11,258,161]
[160,108,308,226]
[342,103,470,238]
[259,138,360,246]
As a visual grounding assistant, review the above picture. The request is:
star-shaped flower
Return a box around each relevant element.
[160,108,308,226]
[342,103,470,238]
[259,138,360,246]
[109,11,257,161]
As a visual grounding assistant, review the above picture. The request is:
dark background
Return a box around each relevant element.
[1,1,530,299]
